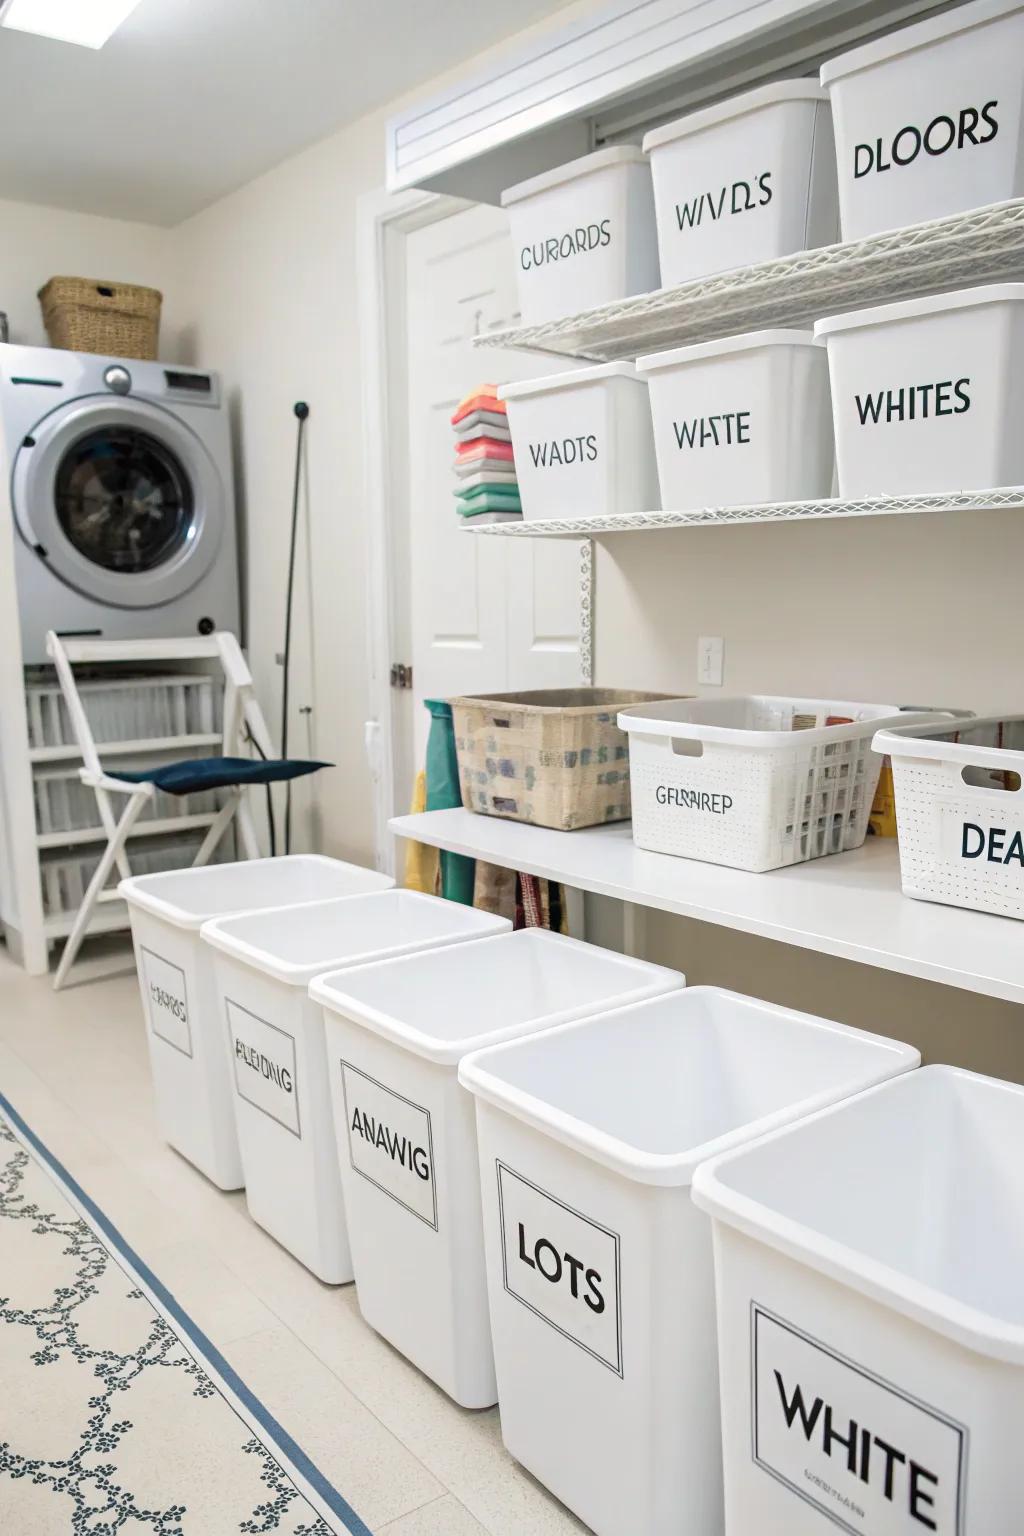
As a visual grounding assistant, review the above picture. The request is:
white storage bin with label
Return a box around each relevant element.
[460,989,917,1536]
[501,146,659,326]
[120,856,393,1191]
[693,1065,1024,1536]
[199,892,509,1282]
[643,80,838,289]
[822,0,1024,241]
[618,697,938,872]
[636,332,832,511]
[816,284,1024,497]
[311,929,682,1408]
[875,713,1024,920]
[500,363,658,521]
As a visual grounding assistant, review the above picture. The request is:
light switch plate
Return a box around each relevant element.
[698,635,724,687]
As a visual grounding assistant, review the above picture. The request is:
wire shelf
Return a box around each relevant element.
[461,487,1024,538]
[474,200,1024,361]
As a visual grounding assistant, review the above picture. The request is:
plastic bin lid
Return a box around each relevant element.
[310,928,683,1066]
[692,1065,1024,1364]
[820,0,1023,87]
[501,145,647,207]
[498,361,640,401]
[642,78,827,154]
[460,988,917,1187]
[119,855,394,929]
[815,283,1024,339]
[637,330,821,373]
[200,890,510,986]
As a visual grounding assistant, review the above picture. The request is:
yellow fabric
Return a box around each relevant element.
[404,770,440,892]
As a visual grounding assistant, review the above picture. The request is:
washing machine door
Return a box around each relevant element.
[11,395,225,609]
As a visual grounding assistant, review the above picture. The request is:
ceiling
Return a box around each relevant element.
[0,0,575,226]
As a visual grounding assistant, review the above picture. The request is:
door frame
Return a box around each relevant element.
[358,186,467,874]
[358,185,594,873]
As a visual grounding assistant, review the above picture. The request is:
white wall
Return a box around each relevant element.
[172,108,390,864]
[0,196,184,357]
[594,509,1024,711]
[170,2,602,867]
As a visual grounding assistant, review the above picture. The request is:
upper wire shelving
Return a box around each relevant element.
[473,199,1024,362]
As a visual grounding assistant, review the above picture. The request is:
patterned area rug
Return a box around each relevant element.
[0,1093,372,1535]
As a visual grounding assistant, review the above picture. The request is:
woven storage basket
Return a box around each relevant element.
[38,276,162,360]
[451,689,677,831]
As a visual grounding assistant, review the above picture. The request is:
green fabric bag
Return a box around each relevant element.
[424,698,475,905]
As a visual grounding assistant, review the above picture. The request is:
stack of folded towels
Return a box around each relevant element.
[451,384,521,522]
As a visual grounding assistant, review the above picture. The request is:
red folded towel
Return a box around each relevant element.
[454,439,515,463]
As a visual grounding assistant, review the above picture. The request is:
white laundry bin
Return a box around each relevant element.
[636,332,832,511]
[618,697,937,871]
[311,929,682,1407]
[822,0,1024,241]
[499,362,658,521]
[816,284,1024,498]
[460,988,918,1536]
[875,713,1024,920]
[199,891,509,1282]
[643,80,838,288]
[692,1065,1023,1535]
[502,146,659,326]
[120,856,393,1190]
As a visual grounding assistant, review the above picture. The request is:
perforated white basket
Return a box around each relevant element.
[619,697,940,873]
[875,714,1024,919]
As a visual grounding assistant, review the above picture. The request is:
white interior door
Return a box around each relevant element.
[403,203,585,784]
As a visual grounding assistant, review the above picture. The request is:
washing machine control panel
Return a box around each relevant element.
[103,365,132,395]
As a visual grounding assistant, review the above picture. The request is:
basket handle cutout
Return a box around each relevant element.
[96,285,115,297]
[490,715,511,729]
[671,737,704,758]
[961,764,1021,793]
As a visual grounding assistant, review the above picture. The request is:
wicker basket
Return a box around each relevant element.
[38,276,162,361]
[451,688,679,831]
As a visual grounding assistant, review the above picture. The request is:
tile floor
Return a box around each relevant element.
[0,943,589,1536]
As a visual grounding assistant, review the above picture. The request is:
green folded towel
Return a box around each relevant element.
[455,490,522,516]
[454,479,520,503]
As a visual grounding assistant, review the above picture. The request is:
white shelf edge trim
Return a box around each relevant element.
[389,809,1024,1007]
[462,487,1024,538]
[474,198,1024,361]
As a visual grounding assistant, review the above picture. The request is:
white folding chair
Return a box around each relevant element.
[47,631,277,989]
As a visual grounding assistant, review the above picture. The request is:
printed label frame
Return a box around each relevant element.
[339,1061,438,1232]
[496,1160,623,1378]
[141,947,192,1059]
[750,1302,968,1536]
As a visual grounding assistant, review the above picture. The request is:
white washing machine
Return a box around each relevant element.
[1,344,240,663]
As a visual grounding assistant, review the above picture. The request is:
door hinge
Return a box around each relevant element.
[390,663,413,690]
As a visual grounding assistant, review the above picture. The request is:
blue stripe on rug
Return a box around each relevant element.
[0,1087,374,1536]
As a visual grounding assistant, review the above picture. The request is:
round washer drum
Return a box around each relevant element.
[11,394,225,609]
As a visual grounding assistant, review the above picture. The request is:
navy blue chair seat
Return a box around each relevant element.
[117,756,330,796]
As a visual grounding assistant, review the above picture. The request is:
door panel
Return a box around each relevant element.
[405,203,585,777]
[507,538,585,690]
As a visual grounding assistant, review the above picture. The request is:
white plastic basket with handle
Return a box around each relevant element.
[619,696,942,873]
[875,714,1024,918]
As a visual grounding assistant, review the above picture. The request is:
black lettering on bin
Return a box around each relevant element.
[496,1160,623,1377]
[227,1001,302,1140]
[339,1061,438,1231]
[750,1303,967,1536]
